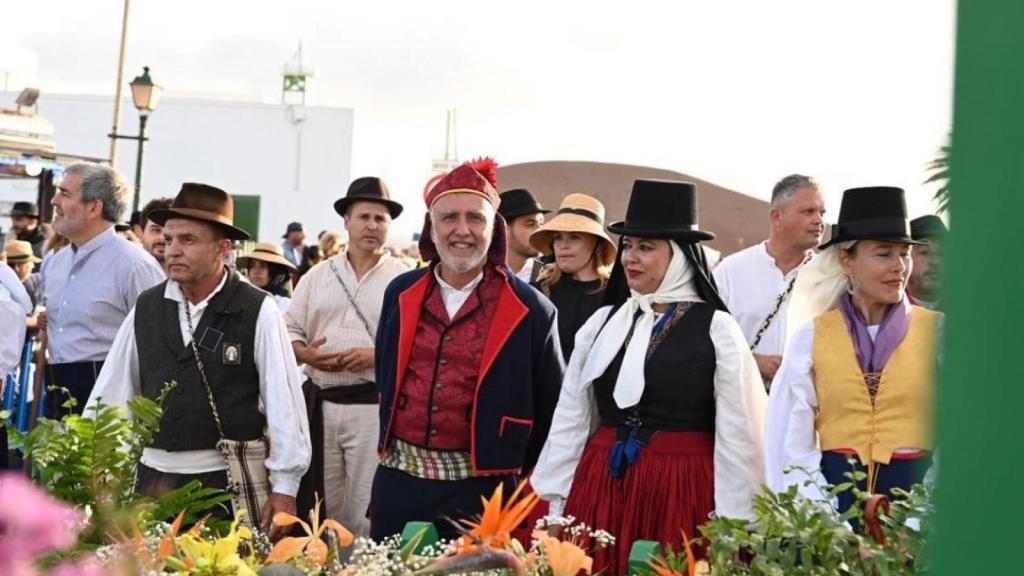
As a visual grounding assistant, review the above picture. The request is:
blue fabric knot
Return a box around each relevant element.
[608,426,646,478]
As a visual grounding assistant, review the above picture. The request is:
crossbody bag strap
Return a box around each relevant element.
[328,259,376,340]
[183,299,227,440]
[749,251,813,352]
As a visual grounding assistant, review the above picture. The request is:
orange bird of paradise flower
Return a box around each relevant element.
[266,500,354,566]
[458,479,539,551]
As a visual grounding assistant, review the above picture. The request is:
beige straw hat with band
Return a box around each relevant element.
[4,240,42,264]
[529,193,617,268]
[237,242,298,271]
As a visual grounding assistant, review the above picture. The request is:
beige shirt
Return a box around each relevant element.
[286,251,410,387]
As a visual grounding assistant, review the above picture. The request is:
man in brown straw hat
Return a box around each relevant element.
[285,176,409,534]
[89,183,310,537]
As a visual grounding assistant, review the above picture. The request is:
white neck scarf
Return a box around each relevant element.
[582,241,702,408]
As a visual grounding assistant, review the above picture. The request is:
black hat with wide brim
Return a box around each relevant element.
[333,176,404,218]
[910,214,948,242]
[819,186,925,250]
[607,179,715,242]
[497,188,551,222]
[148,183,251,241]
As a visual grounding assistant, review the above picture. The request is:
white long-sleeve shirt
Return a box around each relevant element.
[531,304,767,520]
[713,242,807,356]
[89,273,311,496]
[1,265,33,377]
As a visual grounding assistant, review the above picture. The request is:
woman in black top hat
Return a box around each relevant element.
[766,187,940,522]
[531,179,766,575]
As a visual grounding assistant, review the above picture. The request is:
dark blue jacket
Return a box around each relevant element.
[376,263,565,475]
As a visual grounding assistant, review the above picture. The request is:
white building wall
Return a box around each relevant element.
[1,92,353,242]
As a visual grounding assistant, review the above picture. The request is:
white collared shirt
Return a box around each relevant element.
[40,225,165,363]
[1,265,33,377]
[513,258,541,284]
[433,265,485,319]
[713,242,808,356]
[88,271,311,496]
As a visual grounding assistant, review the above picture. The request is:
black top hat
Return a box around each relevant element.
[11,201,39,218]
[148,183,251,241]
[333,177,404,218]
[819,186,924,249]
[607,179,715,242]
[497,189,550,222]
[910,215,948,242]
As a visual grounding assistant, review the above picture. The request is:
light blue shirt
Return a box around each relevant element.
[40,225,165,363]
[281,240,302,266]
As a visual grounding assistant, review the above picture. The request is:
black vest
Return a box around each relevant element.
[595,302,717,432]
[135,271,267,450]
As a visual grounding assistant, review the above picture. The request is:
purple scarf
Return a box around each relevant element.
[837,293,912,374]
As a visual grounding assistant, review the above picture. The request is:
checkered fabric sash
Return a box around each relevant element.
[218,437,271,528]
[380,438,476,481]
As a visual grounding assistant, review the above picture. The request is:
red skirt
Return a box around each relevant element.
[564,426,714,576]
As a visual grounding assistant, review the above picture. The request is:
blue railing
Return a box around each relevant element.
[2,336,38,435]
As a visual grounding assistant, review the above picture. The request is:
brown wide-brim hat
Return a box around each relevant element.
[529,193,617,268]
[148,183,251,241]
[4,239,42,264]
[334,176,404,219]
[237,242,297,271]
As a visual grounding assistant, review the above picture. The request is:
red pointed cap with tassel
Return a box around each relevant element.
[424,157,501,209]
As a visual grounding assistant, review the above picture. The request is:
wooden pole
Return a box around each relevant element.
[108,0,131,166]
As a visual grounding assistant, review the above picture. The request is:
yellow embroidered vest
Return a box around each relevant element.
[813,306,939,465]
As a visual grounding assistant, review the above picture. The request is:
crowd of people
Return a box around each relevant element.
[0,158,946,574]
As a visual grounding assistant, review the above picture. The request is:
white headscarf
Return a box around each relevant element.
[582,240,703,408]
[785,241,856,345]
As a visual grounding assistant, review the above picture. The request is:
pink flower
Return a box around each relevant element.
[49,557,106,576]
[0,473,83,574]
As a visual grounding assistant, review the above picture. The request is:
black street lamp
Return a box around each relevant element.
[109,66,162,213]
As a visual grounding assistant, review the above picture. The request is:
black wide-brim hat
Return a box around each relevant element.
[607,179,715,242]
[148,183,251,241]
[497,188,550,222]
[333,176,404,218]
[818,186,925,250]
[11,201,40,218]
[910,214,948,242]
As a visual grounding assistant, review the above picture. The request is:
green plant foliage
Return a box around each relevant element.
[2,381,234,543]
[698,469,933,575]
[926,138,951,215]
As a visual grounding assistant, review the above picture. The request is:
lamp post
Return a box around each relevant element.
[109,66,162,213]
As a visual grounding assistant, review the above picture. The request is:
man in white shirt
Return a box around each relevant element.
[713,174,826,388]
[497,188,550,283]
[286,176,409,535]
[89,183,310,538]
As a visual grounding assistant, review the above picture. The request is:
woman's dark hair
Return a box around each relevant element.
[251,261,293,298]
[298,245,323,277]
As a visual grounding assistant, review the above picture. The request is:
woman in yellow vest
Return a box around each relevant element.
[765,186,940,518]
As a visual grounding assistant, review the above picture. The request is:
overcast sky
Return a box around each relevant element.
[2,0,955,237]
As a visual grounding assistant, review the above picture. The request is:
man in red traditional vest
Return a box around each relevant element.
[370,158,565,540]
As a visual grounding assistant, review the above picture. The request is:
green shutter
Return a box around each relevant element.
[231,194,260,241]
